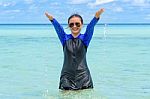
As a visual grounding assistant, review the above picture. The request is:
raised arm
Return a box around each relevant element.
[45,12,66,46]
[83,8,104,47]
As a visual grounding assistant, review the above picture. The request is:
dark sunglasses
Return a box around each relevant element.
[69,22,81,28]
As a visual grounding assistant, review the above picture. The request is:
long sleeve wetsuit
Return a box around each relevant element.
[51,17,99,90]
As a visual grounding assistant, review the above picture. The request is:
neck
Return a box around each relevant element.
[72,33,80,38]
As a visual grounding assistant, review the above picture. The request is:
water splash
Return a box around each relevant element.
[43,65,49,98]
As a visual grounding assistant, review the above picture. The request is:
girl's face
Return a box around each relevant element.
[68,16,83,36]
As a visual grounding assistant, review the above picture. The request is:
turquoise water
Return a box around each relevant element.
[0,24,150,99]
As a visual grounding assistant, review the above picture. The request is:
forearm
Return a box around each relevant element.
[50,18,64,34]
[85,17,99,33]
[88,17,99,27]
[83,17,99,46]
[45,12,66,45]
[50,18,66,45]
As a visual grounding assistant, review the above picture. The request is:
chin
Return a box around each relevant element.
[73,32,79,34]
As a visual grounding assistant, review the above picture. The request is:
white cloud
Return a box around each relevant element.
[39,0,48,3]
[8,10,21,13]
[122,0,130,2]
[122,0,150,6]
[147,14,150,16]
[133,0,145,4]
[113,7,124,12]
[1,9,21,15]
[88,0,114,7]
[145,14,150,20]
[50,2,59,6]
[67,0,90,4]
[132,0,146,6]
[24,0,34,4]
[27,4,43,14]
[3,2,11,7]
[0,1,16,7]
[29,4,37,9]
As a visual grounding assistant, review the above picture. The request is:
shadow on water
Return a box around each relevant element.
[44,89,107,99]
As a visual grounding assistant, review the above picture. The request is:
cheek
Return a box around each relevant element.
[79,25,83,29]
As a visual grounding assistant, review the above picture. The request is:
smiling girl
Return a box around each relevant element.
[45,8,104,90]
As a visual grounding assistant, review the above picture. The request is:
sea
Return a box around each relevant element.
[0,24,150,99]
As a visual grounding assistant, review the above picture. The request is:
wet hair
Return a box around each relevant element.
[68,14,83,24]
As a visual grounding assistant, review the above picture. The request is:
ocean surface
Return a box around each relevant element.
[0,24,150,99]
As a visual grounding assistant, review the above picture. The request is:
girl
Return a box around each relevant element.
[45,8,104,90]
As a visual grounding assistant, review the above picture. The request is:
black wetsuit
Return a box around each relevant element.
[51,17,99,90]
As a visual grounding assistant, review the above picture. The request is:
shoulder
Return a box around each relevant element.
[78,34,84,39]
[65,34,73,41]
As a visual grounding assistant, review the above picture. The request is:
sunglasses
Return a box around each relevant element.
[69,22,81,28]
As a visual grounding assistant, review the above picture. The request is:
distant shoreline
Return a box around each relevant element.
[0,23,150,25]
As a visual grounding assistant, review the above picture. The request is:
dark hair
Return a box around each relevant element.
[68,14,83,24]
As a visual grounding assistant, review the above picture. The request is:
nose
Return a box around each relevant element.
[73,24,77,27]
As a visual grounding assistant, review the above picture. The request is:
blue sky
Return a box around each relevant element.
[0,0,150,24]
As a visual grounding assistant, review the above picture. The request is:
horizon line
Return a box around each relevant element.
[1,23,150,25]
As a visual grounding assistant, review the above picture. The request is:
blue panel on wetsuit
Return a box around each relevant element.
[51,17,99,47]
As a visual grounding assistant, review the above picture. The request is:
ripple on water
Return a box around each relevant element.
[44,89,108,99]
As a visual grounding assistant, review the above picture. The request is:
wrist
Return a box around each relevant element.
[49,18,54,22]
[49,17,53,21]
[94,16,100,20]
[95,15,100,19]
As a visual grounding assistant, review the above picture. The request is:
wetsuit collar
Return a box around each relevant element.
[71,33,81,39]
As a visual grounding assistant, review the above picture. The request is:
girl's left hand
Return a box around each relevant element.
[95,8,105,18]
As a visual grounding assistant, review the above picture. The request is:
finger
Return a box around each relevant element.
[98,8,104,14]
[100,8,105,12]
[45,13,50,18]
[45,12,49,16]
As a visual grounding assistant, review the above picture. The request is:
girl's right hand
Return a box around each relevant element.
[45,12,53,21]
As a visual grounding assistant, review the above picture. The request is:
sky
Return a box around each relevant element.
[0,0,150,24]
